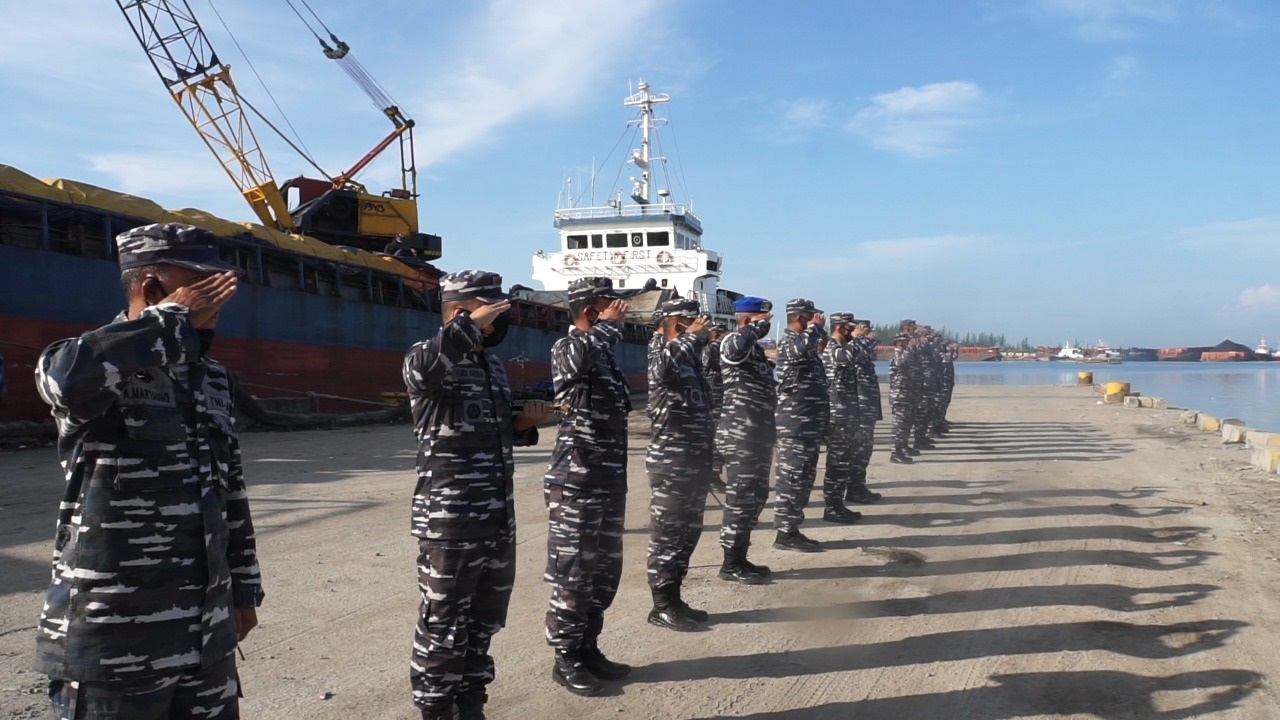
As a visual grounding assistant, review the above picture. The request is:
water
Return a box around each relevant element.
[876,361,1280,431]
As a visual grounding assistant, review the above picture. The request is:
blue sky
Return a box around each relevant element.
[2,0,1277,348]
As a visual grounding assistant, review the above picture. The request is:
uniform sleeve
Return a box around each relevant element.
[721,321,765,364]
[226,442,265,607]
[655,332,704,385]
[588,319,624,347]
[403,315,485,396]
[36,304,199,433]
[553,333,595,384]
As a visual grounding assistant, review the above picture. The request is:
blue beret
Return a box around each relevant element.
[734,296,772,313]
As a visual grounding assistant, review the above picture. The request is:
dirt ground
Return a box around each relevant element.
[2,384,1279,719]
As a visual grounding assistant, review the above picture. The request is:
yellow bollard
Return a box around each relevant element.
[1077,371,1093,386]
[1104,381,1130,396]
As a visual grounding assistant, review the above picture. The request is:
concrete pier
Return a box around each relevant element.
[2,385,1279,718]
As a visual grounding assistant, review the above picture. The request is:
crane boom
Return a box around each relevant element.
[117,0,293,230]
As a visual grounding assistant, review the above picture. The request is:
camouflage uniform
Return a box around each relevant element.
[701,324,728,478]
[716,309,776,555]
[543,278,630,663]
[889,334,914,459]
[850,333,883,481]
[915,330,944,446]
[936,343,958,432]
[34,224,263,720]
[403,271,538,718]
[771,299,829,542]
[644,300,714,630]
[821,314,860,509]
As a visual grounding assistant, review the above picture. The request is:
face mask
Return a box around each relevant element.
[197,328,216,356]
[755,319,771,336]
[481,313,510,348]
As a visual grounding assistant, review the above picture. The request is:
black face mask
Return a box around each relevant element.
[481,314,510,348]
[755,319,771,336]
[197,328,216,356]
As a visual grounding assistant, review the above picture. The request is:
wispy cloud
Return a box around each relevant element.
[1175,217,1280,253]
[798,235,987,274]
[416,0,671,167]
[846,82,989,158]
[1238,284,1280,311]
[1026,0,1179,42]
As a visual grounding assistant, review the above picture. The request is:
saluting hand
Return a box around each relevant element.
[468,300,511,330]
[162,272,238,329]
[810,312,825,328]
[598,300,628,322]
[685,316,711,336]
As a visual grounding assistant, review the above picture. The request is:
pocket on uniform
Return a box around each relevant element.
[120,404,185,442]
[422,600,464,650]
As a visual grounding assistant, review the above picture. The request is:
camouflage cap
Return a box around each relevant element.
[440,270,508,303]
[116,222,240,274]
[568,276,621,303]
[893,333,910,343]
[653,298,700,319]
[900,318,917,327]
[828,312,856,326]
[786,298,820,315]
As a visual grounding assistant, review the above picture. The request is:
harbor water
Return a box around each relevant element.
[927,361,1280,432]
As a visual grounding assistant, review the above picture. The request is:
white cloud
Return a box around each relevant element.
[82,151,242,217]
[416,0,670,167]
[1239,285,1280,311]
[846,82,988,157]
[1027,0,1179,42]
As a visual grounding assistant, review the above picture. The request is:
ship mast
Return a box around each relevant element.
[624,79,669,206]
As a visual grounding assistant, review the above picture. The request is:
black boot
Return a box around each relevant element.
[890,449,913,464]
[551,650,602,696]
[740,556,772,578]
[822,505,863,524]
[648,586,701,631]
[455,691,486,720]
[773,530,822,552]
[581,639,631,680]
[905,446,922,456]
[673,585,709,622]
[915,438,936,450]
[421,706,456,720]
[845,485,882,504]
[717,546,767,585]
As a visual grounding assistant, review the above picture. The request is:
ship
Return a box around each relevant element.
[1122,347,1158,362]
[1201,339,1255,362]
[0,6,653,426]
[530,81,742,322]
[1158,347,1209,361]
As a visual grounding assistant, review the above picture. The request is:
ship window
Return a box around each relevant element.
[617,279,625,288]
[567,234,588,249]
[707,260,719,271]
[591,234,603,248]
[606,233,627,248]
[661,279,668,288]
[648,231,669,246]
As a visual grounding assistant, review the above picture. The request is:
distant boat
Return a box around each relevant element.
[1159,347,1208,361]
[1202,339,1256,362]
[1122,347,1158,362]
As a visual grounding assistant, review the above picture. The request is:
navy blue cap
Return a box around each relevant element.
[734,296,772,313]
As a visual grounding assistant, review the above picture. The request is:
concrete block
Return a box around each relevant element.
[1222,423,1250,444]
[1150,397,1168,410]
[1251,447,1280,473]
[1138,396,1155,408]
[1197,414,1221,433]
[1123,396,1142,408]
[1181,410,1200,425]
[1245,430,1280,449]
[1104,392,1126,404]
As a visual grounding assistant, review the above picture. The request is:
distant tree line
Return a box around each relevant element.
[869,324,1034,351]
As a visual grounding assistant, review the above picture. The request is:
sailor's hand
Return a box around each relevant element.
[599,300,628,322]
[468,300,511,330]
[686,316,711,336]
[515,399,551,430]
[810,312,825,328]
[235,607,258,642]
[853,324,869,337]
[164,272,238,329]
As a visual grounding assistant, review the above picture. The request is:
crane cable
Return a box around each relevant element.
[203,0,328,176]
[281,0,403,114]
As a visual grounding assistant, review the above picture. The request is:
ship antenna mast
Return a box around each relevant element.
[624,79,669,206]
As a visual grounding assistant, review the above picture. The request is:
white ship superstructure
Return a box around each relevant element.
[531,81,738,320]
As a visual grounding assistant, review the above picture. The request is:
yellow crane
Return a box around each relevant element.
[115,0,441,257]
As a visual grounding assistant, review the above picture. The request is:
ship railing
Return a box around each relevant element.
[554,203,700,222]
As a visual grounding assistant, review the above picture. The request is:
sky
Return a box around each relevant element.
[2,0,1278,348]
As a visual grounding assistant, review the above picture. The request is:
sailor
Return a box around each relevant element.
[715,296,777,584]
[841,319,882,501]
[934,340,959,435]
[913,326,943,452]
[33,222,264,719]
[702,321,730,489]
[771,298,830,551]
[820,313,869,522]
[889,331,915,463]
[542,276,633,697]
[403,270,550,720]
[645,299,715,632]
